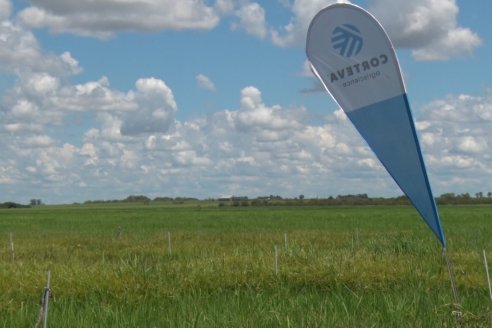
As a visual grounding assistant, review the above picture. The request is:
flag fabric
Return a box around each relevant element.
[306,3,446,247]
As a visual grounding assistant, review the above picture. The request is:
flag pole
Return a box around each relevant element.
[442,247,463,320]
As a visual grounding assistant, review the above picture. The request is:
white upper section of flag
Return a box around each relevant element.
[306,4,405,112]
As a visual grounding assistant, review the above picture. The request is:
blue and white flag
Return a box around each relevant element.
[306,3,446,247]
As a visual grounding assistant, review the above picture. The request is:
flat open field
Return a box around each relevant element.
[1,203,491,327]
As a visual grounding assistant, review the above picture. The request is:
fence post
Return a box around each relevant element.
[9,232,15,260]
[34,270,51,328]
[483,249,492,301]
[167,231,172,255]
[43,271,51,328]
[274,243,278,275]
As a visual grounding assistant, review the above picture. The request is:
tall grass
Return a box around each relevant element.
[1,204,491,326]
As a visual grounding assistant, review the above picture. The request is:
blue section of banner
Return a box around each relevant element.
[347,94,446,247]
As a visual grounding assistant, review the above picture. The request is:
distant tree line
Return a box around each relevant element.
[5,191,492,209]
[83,195,198,205]
[220,194,410,207]
[218,192,492,207]
[0,202,30,209]
[436,192,492,205]
[80,192,492,207]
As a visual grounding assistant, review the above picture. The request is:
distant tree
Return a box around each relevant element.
[439,193,455,199]
[1,202,29,208]
[154,197,173,202]
[124,195,151,203]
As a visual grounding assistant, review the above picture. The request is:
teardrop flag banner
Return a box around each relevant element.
[306,4,446,247]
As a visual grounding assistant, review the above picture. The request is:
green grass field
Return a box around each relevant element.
[1,203,491,327]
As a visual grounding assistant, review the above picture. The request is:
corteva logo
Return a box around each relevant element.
[329,54,388,85]
[331,24,363,57]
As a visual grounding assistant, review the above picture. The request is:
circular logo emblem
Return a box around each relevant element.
[331,24,363,57]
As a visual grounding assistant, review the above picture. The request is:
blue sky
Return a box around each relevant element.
[1,0,491,204]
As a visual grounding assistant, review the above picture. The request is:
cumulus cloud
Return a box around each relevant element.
[197,88,492,198]
[120,78,177,136]
[271,0,335,47]
[23,135,55,148]
[0,0,490,203]
[0,19,81,75]
[415,92,492,192]
[3,80,492,203]
[215,0,235,14]
[9,0,480,62]
[1,71,176,138]
[421,93,492,124]
[17,0,220,38]
[0,2,79,75]
[196,74,217,92]
[2,66,381,203]
[369,0,482,60]
[0,0,11,20]
[457,136,482,154]
[232,86,308,141]
[234,2,267,39]
[2,74,129,134]
[270,0,480,60]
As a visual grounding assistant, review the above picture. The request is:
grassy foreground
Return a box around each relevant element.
[1,203,491,327]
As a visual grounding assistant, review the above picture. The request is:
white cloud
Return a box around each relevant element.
[271,0,336,47]
[0,0,11,21]
[457,136,483,154]
[232,86,307,139]
[369,0,482,60]
[22,83,371,202]
[269,0,480,60]
[23,135,55,148]
[9,0,480,62]
[56,77,135,112]
[235,2,267,39]
[4,84,492,203]
[215,0,235,15]
[10,99,39,119]
[1,74,131,133]
[0,0,490,203]
[422,93,492,123]
[1,71,176,137]
[120,78,177,136]
[415,91,492,190]
[1,2,78,75]
[410,27,481,61]
[0,19,81,75]
[18,0,221,38]
[196,74,217,92]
